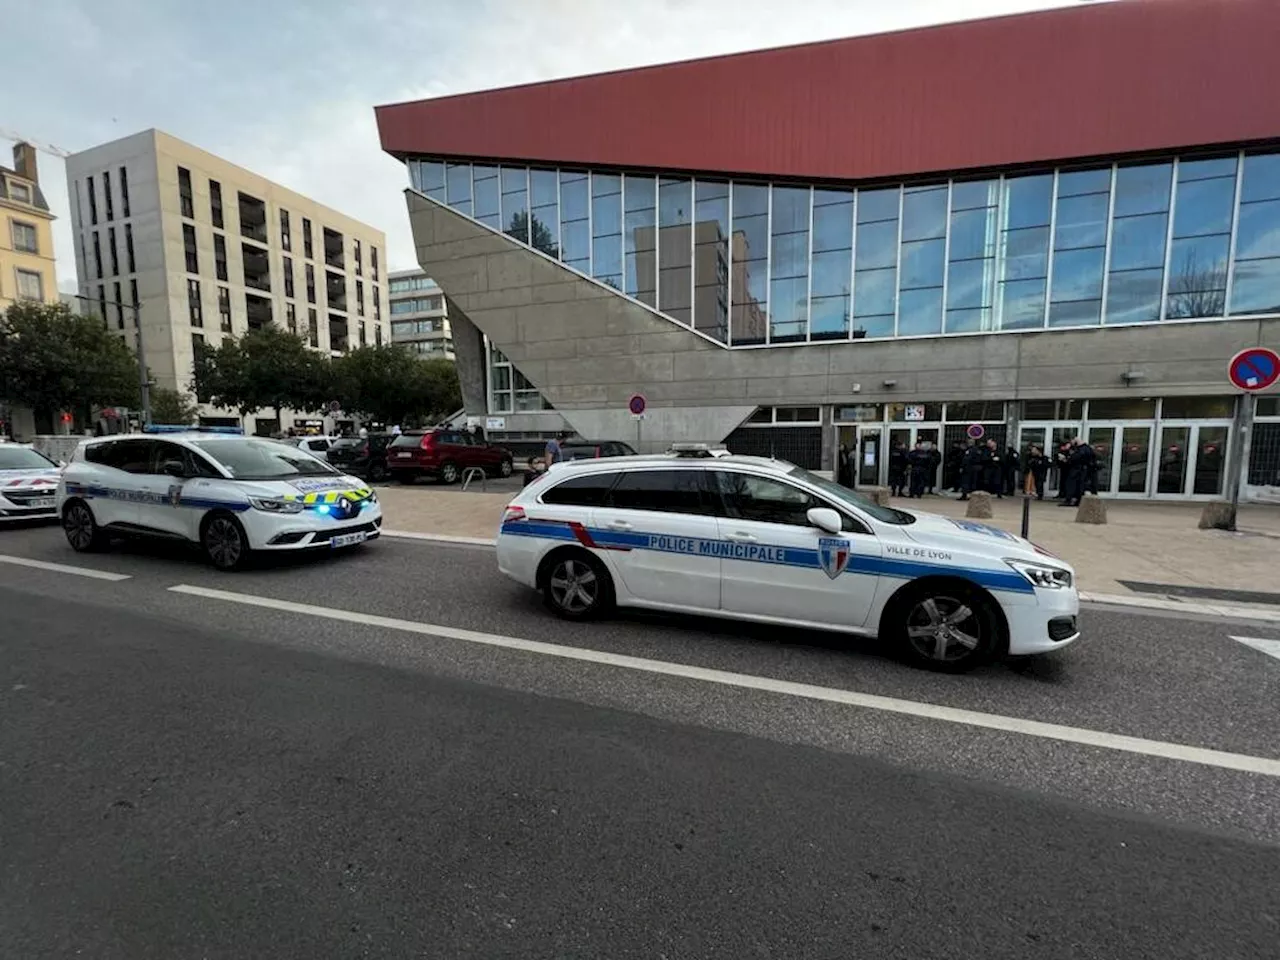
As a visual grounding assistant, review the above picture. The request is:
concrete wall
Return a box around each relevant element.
[408,190,1280,447]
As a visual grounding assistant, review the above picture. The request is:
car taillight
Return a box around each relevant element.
[420,435,435,450]
[502,505,526,523]
[360,443,370,455]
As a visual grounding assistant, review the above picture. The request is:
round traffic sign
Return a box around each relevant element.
[1228,347,1280,392]
[628,393,647,416]
[328,399,342,413]
[966,423,985,440]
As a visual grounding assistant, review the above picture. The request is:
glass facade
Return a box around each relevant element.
[408,149,1280,347]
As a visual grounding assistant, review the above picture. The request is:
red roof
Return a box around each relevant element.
[376,0,1280,183]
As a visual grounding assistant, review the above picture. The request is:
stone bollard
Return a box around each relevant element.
[864,486,892,508]
[965,490,994,519]
[1074,493,1108,524]
[1198,500,1236,530]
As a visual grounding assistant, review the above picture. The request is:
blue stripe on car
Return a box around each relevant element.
[501,520,1035,594]
[65,483,251,512]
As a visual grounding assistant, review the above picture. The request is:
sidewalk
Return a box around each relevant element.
[376,485,1280,614]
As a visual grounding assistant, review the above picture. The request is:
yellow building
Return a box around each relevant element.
[0,142,58,310]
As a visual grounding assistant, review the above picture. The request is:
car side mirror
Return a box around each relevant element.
[807,507,844,535]
[162,460,188,479]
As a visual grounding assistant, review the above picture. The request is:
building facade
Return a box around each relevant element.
[64,129,387,433]
[388,269,454,360]
[377,0,1280,501]
[0,142,58,311]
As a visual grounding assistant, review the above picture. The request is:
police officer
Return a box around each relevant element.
[958,439,983,500]
[982,438,1004,498]
[888,440,909,497]
[1025,445,1049,500]
[926,442,942,495]
[907,441,930,498]
[944,441,964,492]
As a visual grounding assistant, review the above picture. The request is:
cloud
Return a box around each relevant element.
[4,0,1079,283]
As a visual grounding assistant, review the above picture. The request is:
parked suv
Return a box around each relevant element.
[325,434,394,482]
[560,440,637,461]
[386,429,514,484]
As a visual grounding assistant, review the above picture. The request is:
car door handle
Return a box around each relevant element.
[607,520,633,531]
[726,531,757,542]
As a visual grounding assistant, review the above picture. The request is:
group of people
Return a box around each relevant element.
[887,440,942,498]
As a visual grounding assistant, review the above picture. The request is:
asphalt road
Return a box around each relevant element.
[3,522,1279,958]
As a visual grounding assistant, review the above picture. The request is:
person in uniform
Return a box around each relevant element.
[888,440,909,497]
[1002,444,1020,496]
[926,442,942,495]
[1025,445,1049,500]
[907,441,931,498]
[958,439,983,500]
[1060,437,1094,507]
[982,438,1004,498]
[944,441,965,492]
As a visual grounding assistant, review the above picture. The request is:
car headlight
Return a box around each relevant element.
[365,490,378,504]
[248,496,306,514]
[1005,558,1073,589]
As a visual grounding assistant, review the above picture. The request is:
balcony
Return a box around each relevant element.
[239,192,268,244]
[242,243,271,292]
[325,269,347,312]
[323,227,345,270]
[245,293,273,331]
[328,315,349,353]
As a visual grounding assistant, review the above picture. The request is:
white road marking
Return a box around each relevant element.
[1231,635,1280,663]
[380,529,497,547]
[169,583,1280,779]
[0,554,131,582]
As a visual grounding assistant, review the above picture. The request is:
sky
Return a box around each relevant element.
[5,0,1085,292]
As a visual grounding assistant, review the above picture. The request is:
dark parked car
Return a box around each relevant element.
[386,429,514,484]
[559,440,637,460]
[325,434,394,481]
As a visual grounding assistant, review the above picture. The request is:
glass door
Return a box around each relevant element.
[1088,424,1153,496]
[1086,427,1115,494]
[856,426,883,487]
[1157,423,1231,497]
[1156,425,1191,495]
[1191,425,1229,496]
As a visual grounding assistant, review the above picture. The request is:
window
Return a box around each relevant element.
[114,281,124,329]
[178,166,194,219]
[447,162,473,215]
[356,279,364,316]
[1106,162,1172,324]
[10,220,37,253]
[93,232,103,279]
[898,185,948,336]
[286,302,297,335]
[183,224,199,273]
[102,171,113,221]
[558,170,590,272]
[87,177,98,224]
[209,180,223,229]
[531,169,560,258]
[1165,157,1235,320]
[98,284,107,323]
[854,186,900,339]
[187,278,203,327]
[125,224,136,273]
[130,279,139,318]
[768,185,811,342]
[810,189,853,340]
[358,321,366,346]
[621,174,653,303]
[1230,152,1280,316]
[218,286,232,332]
[304,263,316,304]
[947,179,997,332]
[9,180,32,204]
[998,174,1052,330]
[1161,395,1234,419]
[302,217,313,259]
[119,166,130,217]
[111,439,157,475]
[108,227,119,275]
[731,182,769,344]
[540,472,617,507]
[15,269,43,302]
[283,255,294,298]
[607,469,707,513]
[353,238,362,275]
[710,471,817,526]
[371,245,379,280]
[280,209,291,251]
[307,307,318,346]
[655,177,693,325]
[590,172,621,287]
[214,234,227,281]
[373,286,381,321]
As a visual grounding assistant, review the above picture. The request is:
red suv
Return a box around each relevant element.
[386,429,514,484]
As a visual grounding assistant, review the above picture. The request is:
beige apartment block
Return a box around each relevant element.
[0,142,58,311]
[64,129,387,432]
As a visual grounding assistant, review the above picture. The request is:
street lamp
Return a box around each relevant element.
[68,292,151,428]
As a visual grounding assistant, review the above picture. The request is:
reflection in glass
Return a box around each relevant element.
[420,161,446,200]
[769,186,810,341]
[591,173,622,288]
[1230,153,1280,317]
[694,180,729,341]
[559,171,590,273]
[947,183,996,333]
[731,184,769,344]
[1106,269,1164,324]
[529,169,559,257]
[1157,426,1190,495]
[1050,168,1109,328]
[658,178,692,326]
[1193,426,1228,495]
[998,175,1051,329]
[901,186,947,241]
[501,167,528,243]
[1117,426,1151,494]
[810,191,852,339]
[1107,163,1170,324]
[1088,427,1114,492]
[853,187,899,338]
[446,163,471,207]
[473,166,501,229]
[1113,163,1173,217]
[624,174,656,306]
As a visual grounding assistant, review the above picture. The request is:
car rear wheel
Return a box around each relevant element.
[203,514,251,572]
[367,460,387,482]
[62,500,108,553]
[439,461,459,484]
[498,458,513,478]
[892,583,1004,672]
[541,551,614,621]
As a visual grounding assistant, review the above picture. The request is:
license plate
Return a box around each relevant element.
[31,497,56,509]
[396,452,412,458]
[330,532,367,549]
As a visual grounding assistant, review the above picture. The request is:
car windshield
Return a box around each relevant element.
[389,434,424,448]
[787,465,915,525]
[192,438,339,480]
[0,447,55,470]
[330,438,364,449]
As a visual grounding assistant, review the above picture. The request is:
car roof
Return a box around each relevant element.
[546,452,790,474]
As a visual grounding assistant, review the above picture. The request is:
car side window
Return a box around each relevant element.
[607,469,710,515]
[541,472,618,507]
[113,439,156,475]
[711,471,867,532]
[306,439,328,451]
[84,440,118,468]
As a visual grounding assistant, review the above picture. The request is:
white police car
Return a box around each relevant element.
[57,433,382,570]
[0,443,62,522]
[496,450,1079,671]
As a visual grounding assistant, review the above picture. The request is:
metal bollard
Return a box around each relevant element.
[1020,493,1031,539]
[460,466,487,492]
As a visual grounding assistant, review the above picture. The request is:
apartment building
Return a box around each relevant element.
[0,142,58,310]
[387,269,453,360]
[63,129,387,428]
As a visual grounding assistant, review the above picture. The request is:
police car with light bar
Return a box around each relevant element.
[0,443,62,522]
[57,431,381,570]
[496,445,1079,671]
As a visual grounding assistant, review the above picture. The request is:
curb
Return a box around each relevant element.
[379,531,1280,625]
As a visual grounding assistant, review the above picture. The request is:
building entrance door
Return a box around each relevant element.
[1019,423,1082,496]
[888,425,942,490]
[1155,423,1231,498]
[855,425,883,488]
[1086,424,1153,496]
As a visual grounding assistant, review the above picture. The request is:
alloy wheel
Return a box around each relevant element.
[64,504,95,550]
[905,595,981,663]
[500,459,513,478]
[205,517,243,569]
[549,559,598,614]
[441,463,458,483]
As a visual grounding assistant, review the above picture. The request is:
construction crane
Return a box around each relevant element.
[0,129,71,159]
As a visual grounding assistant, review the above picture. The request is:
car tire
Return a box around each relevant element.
[368,460,387,482]
[62,500,108,553]
[540,550,614,621]
[202,513,251,572]
[439,461,459,484]
[498,458,513,478]
[889,581,1005,673]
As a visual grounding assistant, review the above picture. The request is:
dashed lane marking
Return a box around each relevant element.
[1231,635,1280,663]
[169,583,1280,779]
[0,554,131,582]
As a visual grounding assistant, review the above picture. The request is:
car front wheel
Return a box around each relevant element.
[542,551,614,621]
[203,514,251,572]
[893,584,1004,672]
[439,462,459,484]
[498,458,513,478]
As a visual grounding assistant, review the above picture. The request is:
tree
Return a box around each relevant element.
[332,346,461,426]
[508,211,559,258]
[191,324,330,422]
[0,300,139,430]
[149,387,200,425]
[1166,250,1228,320]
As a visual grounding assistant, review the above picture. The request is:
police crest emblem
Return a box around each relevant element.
[818,537,851,580]
[168,484,183,507]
